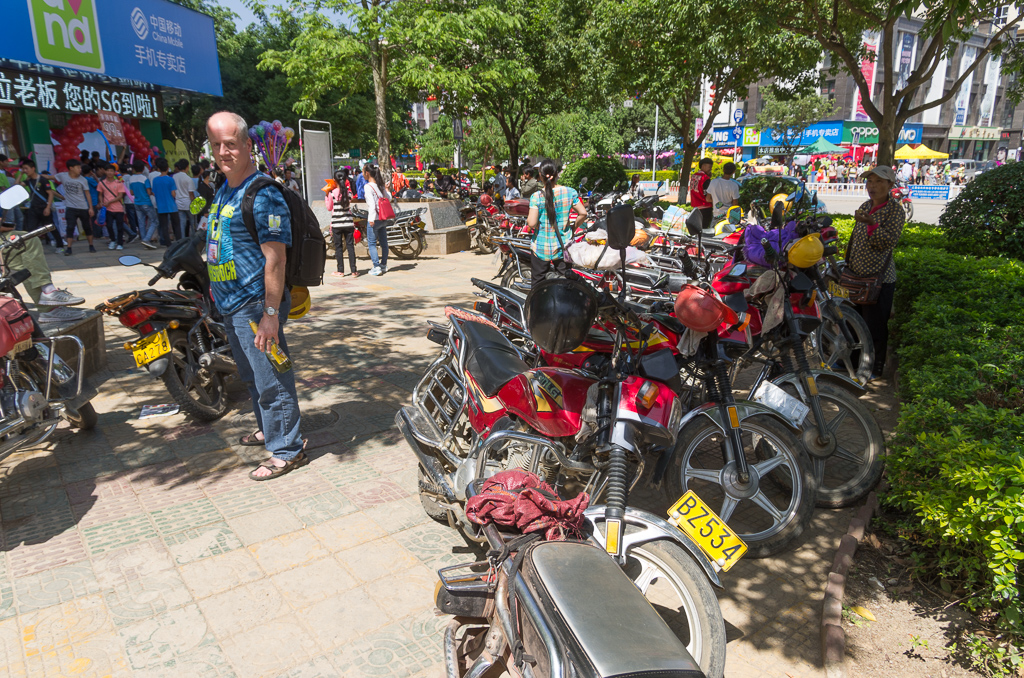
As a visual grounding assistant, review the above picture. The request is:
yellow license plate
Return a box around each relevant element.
[131,330,171,367]
[465,217,477,226]
[667,491,747,571]
[828,280,849,299]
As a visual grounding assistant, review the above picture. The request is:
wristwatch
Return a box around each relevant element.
[264,306,277,317]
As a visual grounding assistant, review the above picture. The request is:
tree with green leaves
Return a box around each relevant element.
[769,0,1023,164]
[404,0,577,180]
[522,108,624,163]
[256,0,430,180]
[590,0,820,195]
[754,91,838,164]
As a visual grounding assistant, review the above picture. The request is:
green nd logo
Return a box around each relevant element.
[27,0,104,72]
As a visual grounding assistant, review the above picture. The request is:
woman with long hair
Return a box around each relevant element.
[526,159,587,286]
[327,168,358,277]
[362,163,392,276]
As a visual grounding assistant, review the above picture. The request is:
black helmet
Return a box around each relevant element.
[525,277,599,354]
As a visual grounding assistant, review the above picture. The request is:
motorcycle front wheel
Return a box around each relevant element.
[812,304,875,385]
[623,537,727,678]
[62,402,97,430]
[162,330,229,421]
[778,382,885,508]
[668,414,816,558]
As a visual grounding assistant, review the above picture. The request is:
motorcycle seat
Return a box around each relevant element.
[522,541,705,677]
[461,320,529,397]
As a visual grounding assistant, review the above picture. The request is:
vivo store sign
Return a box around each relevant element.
[2,0,222,96]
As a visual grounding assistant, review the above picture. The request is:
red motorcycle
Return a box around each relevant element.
[891,181,913,220]
[398,275,730,676]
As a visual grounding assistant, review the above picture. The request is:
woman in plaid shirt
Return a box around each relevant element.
[526,160,587,286]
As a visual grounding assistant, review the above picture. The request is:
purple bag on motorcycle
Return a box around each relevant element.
[743,220,798,267]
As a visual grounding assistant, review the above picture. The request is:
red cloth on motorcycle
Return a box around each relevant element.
[674,284,736,333]
[0,297,34,357]
[466,470,590,541]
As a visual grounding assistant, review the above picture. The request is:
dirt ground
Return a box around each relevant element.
[843,522,986,678]
[834,376,985,678]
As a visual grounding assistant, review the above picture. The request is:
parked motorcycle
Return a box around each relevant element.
[352,206,428,259]
[439,482,712,678]
[400,211,751,675]
[0,185,97,463]
[95,233,235,421]
[892,181,913,221]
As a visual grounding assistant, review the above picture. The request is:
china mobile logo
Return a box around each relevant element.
[28,0,105,73]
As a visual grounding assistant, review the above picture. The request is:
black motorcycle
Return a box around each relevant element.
[96,233,236,421]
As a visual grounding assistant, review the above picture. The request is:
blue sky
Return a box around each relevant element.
[218,0,261,29]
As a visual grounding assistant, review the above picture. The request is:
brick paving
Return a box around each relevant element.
[0,243,884,677]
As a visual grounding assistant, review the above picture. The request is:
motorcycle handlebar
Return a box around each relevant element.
[1,224,55,249]
[761,237,778,264]
[148,273,163,286]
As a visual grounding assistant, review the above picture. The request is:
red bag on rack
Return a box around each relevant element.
[0,297,34,357]
[466,469,589,541]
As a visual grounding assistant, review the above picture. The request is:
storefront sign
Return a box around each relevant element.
[742,126,760,146]
[1,0,221,96]
[757,146,794,156]
[756,121,844,149]
[0,66,163,119]
[710,126,742,147]
[842,122,924,144]
[949,126,1002,140]
[97,110,126,145]
[909,185,950,200]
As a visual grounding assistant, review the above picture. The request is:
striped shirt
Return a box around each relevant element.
[530,186,580,261]
[332,202,355,230]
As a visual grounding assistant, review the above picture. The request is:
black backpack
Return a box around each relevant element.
[241,177,326,288]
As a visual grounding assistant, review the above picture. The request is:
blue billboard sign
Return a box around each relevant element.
[760,121,844,148]
[909,185,950,200]
[0,0,222,96]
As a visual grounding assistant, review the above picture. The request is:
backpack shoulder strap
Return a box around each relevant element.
[241,176,286,243]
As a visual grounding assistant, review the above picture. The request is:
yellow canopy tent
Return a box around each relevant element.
[894,144,949,159]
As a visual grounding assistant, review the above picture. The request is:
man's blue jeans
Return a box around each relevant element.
[135,204,158,242]
[222,293,303,461]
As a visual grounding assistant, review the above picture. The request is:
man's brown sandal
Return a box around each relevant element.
[239,430,264,446]
[248,452,309,481]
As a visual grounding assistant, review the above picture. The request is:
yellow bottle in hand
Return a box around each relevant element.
[249,320,293,373]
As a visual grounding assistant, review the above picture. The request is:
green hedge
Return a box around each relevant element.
[876,222,1024,673]
[939,160,1024,261]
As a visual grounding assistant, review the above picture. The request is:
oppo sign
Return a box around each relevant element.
[844,123,922,144]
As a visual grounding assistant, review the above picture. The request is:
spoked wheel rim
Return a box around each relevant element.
[169,336,224,408]
[812,307,874,384]
[624,546,705,662]
[680,421,805,543]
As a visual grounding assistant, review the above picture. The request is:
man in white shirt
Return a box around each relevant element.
[172,159,195,236]
[707,162,740,222]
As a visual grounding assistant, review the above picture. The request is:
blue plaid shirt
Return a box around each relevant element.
[530,186,580,261]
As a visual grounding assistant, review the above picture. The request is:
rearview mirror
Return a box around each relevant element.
[684,209,703,236]
[771,200,785,228]
[119,255,143,267]
[606,204,636,249]
[729,263,747,277]
[579,177,588,188]
[0,185,29,211]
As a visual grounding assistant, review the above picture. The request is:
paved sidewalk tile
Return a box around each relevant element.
[162,522,243,566]
[248,531,327,576]
[118,604,214,672]
[179,549,263,600]
[14,562,102,612]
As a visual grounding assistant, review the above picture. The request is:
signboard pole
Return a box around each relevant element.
[651,105,659,179]
[298,119,333,205]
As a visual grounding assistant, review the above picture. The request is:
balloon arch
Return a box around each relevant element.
[50,113,159,172]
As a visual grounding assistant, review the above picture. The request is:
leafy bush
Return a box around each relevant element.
[882,234,1024,673]
[560,157,628,193]
[939,161,1024,260]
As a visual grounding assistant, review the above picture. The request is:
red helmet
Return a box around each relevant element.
[479,194,493,207]
[674,285,733,333]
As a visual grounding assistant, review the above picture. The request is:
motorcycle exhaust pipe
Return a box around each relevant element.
[198,352,237,374]
[395,409,457,503]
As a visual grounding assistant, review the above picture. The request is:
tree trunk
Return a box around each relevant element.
[875,110,899,167]
[370,39,392,184]
[678,141,697,206]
